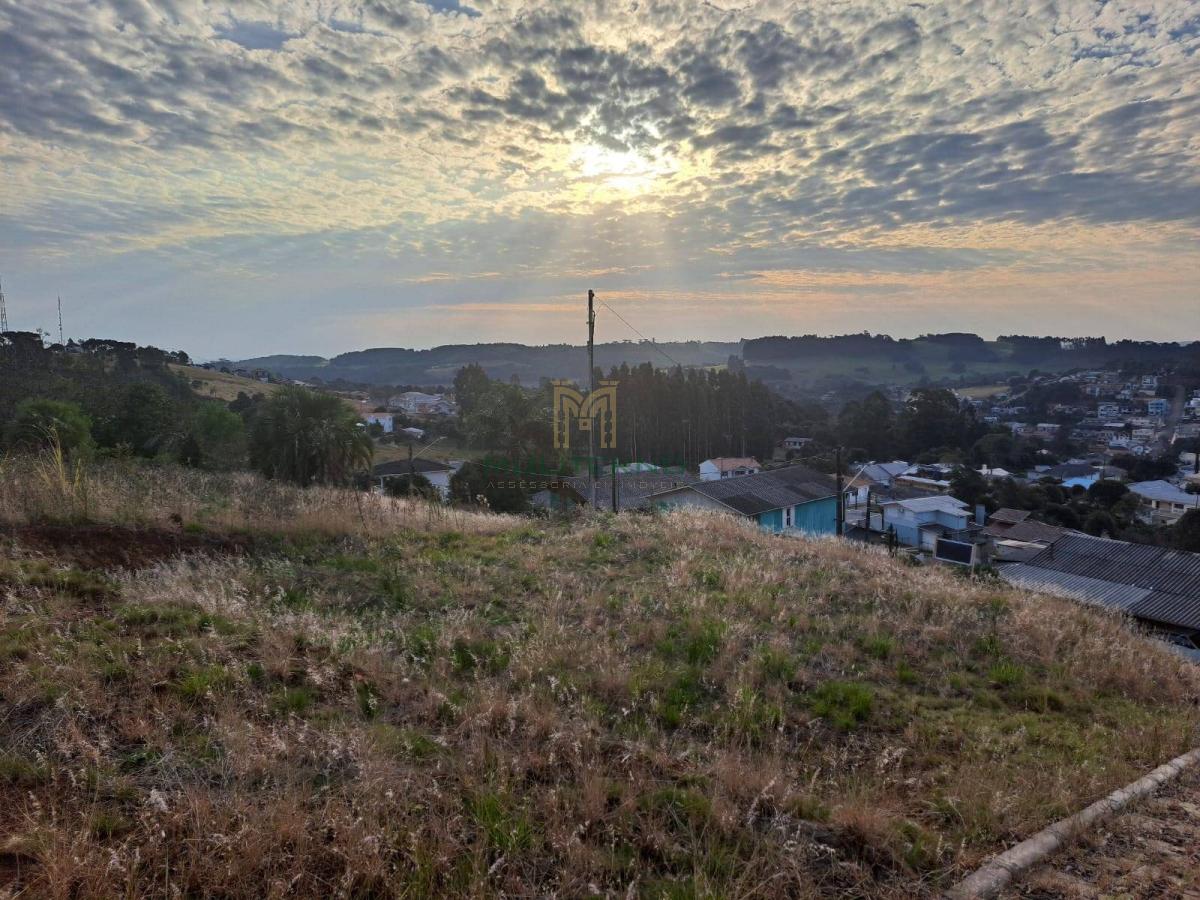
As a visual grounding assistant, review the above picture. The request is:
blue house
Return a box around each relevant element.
[649,465,843,536]
[878,496,972,549]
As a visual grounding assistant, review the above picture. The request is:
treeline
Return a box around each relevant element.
[745,331,1199,368]
[453,362,815,471]
[0,338,245,468]
[1,339,371,487]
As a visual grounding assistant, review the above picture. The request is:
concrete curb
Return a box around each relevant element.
[945,746,1200,899]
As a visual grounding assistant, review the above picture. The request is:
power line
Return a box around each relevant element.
[596,298,683,369]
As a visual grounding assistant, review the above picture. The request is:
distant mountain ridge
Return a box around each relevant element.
[226,341,740,388]
[226,333,1200,391]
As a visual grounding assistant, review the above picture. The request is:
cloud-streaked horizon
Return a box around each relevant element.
[2,0,1198,358]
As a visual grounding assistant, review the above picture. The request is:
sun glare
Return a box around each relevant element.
[567,143,674,198]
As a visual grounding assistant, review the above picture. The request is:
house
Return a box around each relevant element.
[893,465,953,494]
[1147,398,1169,417]
[846,460,909,504]
[1039,463,1102,488]
[390,392,454,416]
[372,458,454,500]
[1097,402,1121,420]
[1128,480,1200,525]
[977,465,1016,481]
[364,413,395,434]
[781,436,812,452]
[698,457,761,481]
[982,508,1074,561]
[876,496,972,550]
[650,465,842,536]
[998,534,1200,642]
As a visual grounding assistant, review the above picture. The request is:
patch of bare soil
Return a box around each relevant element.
[1,523,254,570]
[1004,768,1200,899]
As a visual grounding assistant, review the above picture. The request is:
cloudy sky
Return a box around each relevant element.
[2,0,1199,358]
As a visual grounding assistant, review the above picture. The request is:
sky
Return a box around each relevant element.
[1,0,1199,359]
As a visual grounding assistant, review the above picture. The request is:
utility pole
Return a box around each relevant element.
[587,289,597,510]
[0,275,8,333]
[835,446,845,537]
[57,296,64,345]
[611,456,619,513]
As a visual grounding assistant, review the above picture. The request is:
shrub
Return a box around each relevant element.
[811,681,874,729]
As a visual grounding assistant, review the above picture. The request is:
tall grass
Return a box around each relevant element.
[0,451,513,536]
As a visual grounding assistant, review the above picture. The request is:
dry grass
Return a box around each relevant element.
[1,458,1198,898]
[0,454,514,538]
[169,364,282,401]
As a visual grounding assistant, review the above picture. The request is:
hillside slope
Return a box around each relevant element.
[1,461,1197,898]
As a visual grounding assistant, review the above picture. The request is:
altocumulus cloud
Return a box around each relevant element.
[0,0,1198,354]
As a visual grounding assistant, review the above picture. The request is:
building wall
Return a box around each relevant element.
[756,497,839,536]
[427,470,452,500]
[791,496,839,535]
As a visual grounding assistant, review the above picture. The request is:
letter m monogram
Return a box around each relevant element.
[552,380,618,449]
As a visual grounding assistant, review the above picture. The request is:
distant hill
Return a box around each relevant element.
[227,341,740,388]
[229,333,1200,392]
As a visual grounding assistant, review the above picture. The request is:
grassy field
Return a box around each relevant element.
[170,364,281,402]
[1,457,1197,898]
[956,384,1010,400]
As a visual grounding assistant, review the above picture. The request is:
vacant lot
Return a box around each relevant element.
[1,461,1197,898]
[170,364,280,402]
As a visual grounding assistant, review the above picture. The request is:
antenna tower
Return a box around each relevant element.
[0,275,8,332]
[58,295,64,345]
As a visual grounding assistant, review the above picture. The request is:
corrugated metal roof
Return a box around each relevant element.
[687,464,838,516]
[564,472,699,512]
[1130,591,1200,631]
[1017,534,1200,632]
[990,508,1031,525]
[999,564,1151,612]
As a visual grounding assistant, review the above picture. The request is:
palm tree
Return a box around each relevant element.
[249,387,373,486]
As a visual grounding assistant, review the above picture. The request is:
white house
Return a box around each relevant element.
[372,458,455,500]
[781,436,812,451]
[698,457,761,481]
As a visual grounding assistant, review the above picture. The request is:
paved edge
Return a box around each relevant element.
[944,746,1200,900]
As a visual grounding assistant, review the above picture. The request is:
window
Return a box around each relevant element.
[784,506,795,529]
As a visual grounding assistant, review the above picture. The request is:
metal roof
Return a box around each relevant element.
[1130,591,1200,631]
[990,508,1031,525]
[1016,534,1200,632]
[999,564,1150,612]
[882,495,969,514]
[1129,480,1200,506]
[564,472,698,512]
[983,519,1072,545]
[682,464,838,517]
[701,457,761,472]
